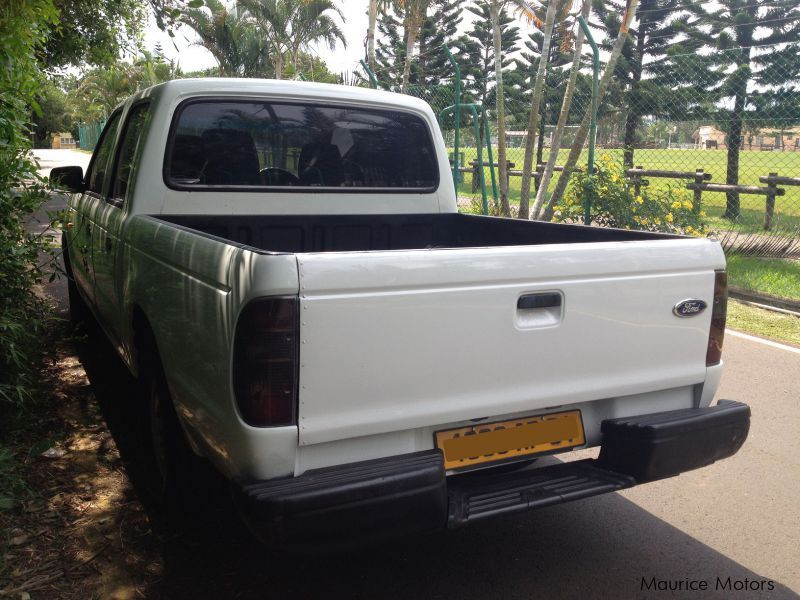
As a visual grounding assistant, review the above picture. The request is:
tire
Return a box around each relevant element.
[136,333,202,511]
[67,273,89,327]
[62,243,89,327]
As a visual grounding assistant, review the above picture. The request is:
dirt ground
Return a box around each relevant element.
[0,324,187,599]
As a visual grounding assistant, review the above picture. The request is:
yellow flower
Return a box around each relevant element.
[671,201,681,210]
[665,213,673,223]
[699,211,707,217]
[683,201,693,210]
[635,195,644,205]
[686,225,696,234]
[654,217,661,225]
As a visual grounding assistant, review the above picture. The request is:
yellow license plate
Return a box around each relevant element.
[435,410,585,470]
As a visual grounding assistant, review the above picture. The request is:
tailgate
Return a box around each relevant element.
[296,238,725,446]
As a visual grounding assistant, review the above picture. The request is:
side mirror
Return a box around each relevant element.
[50,166,86,193]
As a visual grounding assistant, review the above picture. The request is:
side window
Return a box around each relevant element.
[86,113,122,195]
[111,104,150,203]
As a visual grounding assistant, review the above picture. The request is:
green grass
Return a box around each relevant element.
[726,255,800,301]
[449,146,800,231]
[727,299,800,348]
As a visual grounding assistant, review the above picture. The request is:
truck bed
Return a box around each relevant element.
[157,213,674,254]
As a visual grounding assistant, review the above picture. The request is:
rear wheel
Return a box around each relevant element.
[136,333,202,510]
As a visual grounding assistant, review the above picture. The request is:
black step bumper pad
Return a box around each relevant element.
[597,400,750,482]
[234,450,447,545]
[447,461,635,527]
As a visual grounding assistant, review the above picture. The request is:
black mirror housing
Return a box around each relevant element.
[50,166,86,193]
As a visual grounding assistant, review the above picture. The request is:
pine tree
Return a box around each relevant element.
[663,0,800,219]
[416,0,462,85]
[374,6,406,89]
[455,3,520,115]
[375,1,462,90]
[593,0,685,167]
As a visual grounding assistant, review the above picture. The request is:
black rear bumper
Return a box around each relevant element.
[234,400,750,544]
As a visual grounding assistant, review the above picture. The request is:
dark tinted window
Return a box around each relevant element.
[111,103,150,203]
[86,113,122,194]
[166,101,438,190]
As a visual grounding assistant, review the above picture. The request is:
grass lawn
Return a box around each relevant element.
[726,255,800,301]
[726,299,800,348]
[449,146,800,232]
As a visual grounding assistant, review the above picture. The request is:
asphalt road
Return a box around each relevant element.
[30,149,800,599]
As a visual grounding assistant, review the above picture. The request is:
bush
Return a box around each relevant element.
[0,1,59,407]
[551,154,708,235]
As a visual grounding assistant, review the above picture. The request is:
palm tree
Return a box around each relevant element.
[543,0,641,220]
[367,0,393,72]
[487,0,540,216]
[240,0,345,80]
[396,0,430,91]
[533,0,590,220]
[287,0,346,73]
[517,0,562,219]
[182,0,260,76]
[78,65,136,116]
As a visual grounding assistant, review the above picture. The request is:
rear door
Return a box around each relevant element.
[295,239,723,446]
[92,102,150,340]
[68,112,121,301]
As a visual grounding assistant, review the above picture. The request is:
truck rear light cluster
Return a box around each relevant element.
[233,296,299,426]
[706,270,727,366]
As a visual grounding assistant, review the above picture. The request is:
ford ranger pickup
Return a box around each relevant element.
[51,79,750,545]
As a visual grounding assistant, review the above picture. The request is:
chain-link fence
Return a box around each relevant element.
[359,35,800,259]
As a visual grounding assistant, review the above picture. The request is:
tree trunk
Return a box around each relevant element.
[533,0,590,220]
[402,19,420,91]
[367,0,378,72]
[536,106,545,166]
[490,0,510,216]
[274,52,283,80]
[518,0,559,220]
[543,0,640,221]
[622,19,647,169]
[723,84,745,219]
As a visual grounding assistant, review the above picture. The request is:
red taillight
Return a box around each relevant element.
[706,270,727,366]
[233,296,298,426]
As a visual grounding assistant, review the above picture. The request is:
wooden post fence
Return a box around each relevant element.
[759,173,800,231]
[625,167,712,213]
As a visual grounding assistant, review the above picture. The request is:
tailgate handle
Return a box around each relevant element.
[517,293,562,310]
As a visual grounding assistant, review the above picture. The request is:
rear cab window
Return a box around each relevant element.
[164,100,439,192]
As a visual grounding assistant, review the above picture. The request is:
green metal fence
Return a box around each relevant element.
[78,120,106,151]
[359,30,800,259]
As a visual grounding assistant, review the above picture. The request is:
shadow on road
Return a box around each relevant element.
[72,328,797,600]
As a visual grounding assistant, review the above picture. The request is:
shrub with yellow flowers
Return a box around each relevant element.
[552,155,707,235]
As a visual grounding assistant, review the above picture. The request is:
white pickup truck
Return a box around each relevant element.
[52,79,749,545]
